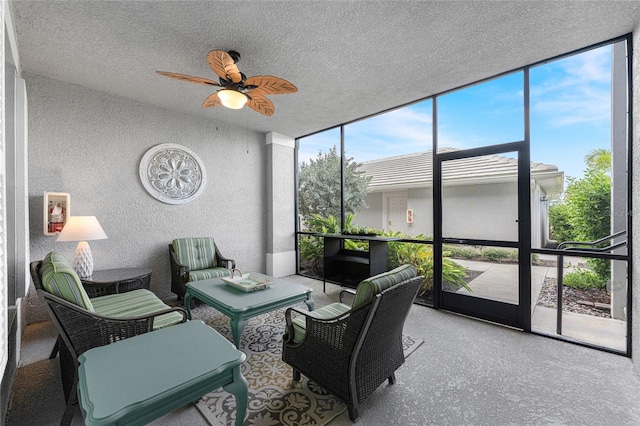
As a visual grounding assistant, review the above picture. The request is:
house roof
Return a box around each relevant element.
[358,150,564,194]
[9,1,640,138]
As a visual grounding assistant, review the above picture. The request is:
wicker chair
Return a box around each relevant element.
[282,265,421,422]
[30,254,188,426]
[169,237,236,299]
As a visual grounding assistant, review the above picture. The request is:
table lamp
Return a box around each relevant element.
[56,216,108,278]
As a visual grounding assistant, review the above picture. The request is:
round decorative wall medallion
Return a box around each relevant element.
[139,143,207,204]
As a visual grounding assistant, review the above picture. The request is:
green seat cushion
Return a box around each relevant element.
[40,252,94,312]
[291,302,351,344]
[172,238,218,271]
[352,264,417,309]
[92,289,184,330]
[187,268,231,282]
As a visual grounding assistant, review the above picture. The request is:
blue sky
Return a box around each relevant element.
[299,44,614,181]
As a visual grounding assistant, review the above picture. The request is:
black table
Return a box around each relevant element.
[80,267,152,297]
[314,233,400,291]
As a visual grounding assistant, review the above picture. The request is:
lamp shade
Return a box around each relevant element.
[218,89,248,109]
[56,216,108,242]
[56,216,107,278]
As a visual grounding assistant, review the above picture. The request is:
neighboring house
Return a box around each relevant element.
[355,149,564,248]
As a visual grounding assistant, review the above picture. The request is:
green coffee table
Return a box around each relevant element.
[185,273,314,347]
[77,320,247,426]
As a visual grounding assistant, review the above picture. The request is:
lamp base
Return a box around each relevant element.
[73,241,94,278]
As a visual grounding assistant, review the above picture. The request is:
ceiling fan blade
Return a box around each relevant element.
[201,92,222,108]
[245,75,298,95]
[156,71,220,86]
[207,50,243,84]
[246,93,275,116]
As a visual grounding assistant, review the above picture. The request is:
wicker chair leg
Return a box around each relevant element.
[293,368,301,381]
[348,405,359,422]
[49,336,59,359]
[60,381,78,426]
[388,372,396,385]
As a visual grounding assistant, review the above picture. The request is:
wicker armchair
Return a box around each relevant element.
[30,255,188,426]
[169,237,236,299]
[282,265,421,422]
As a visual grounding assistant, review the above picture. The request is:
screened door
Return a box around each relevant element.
[435,144,531,329]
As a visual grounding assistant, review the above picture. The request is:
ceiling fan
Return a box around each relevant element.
[156,50,297,116]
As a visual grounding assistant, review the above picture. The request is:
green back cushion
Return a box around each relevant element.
[172,238,217,271]
[352,264,417,309]
[40,252,94,312]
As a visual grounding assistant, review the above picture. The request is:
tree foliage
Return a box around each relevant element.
[298,147,371,222]
[564,168,611,242]
[548,149,611,282]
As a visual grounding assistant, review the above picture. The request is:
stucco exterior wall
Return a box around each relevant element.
[407,187,433,237]
[357,192,383,229]
[26,74,266,306]
[443,182,518,241]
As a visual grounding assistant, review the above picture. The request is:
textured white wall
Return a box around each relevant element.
[26,74,267,302]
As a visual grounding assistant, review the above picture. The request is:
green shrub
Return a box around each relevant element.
[563,268,606,290]
[480,247,518,262]
[298,234,324,276]
[299,214,353,276]
[443,244,479,259]
[384,232,469,296]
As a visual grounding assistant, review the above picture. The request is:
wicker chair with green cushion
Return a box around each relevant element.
[31,252,188,426]
[282,264,421,422]
[169,237,236,299]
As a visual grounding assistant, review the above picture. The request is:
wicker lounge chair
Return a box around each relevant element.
[282,264,422,422]
[30,252,187,426]
[169,237,236,299]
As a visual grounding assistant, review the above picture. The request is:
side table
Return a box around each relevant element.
[80,267,152,297]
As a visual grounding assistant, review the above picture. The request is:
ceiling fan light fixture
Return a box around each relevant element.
[218,89,248,109]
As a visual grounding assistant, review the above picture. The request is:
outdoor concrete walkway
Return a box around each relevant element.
[449,258,627,352]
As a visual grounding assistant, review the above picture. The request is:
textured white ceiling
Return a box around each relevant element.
[10,1,640,138]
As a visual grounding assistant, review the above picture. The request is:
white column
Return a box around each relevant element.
[265,132,296,277]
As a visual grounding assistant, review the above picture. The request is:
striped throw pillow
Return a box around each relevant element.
[40,252,94,311]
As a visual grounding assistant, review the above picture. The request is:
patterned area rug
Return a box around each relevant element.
[191,304,423,426]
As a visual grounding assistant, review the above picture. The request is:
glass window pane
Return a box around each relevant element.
[443,243,519,305]
[531,44,625,250]
[532,255,627,352]
[437,72,524,152]
[344,100,433,238]
[442,152,519,242]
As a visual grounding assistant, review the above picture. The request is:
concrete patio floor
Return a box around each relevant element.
[6,274,640,425]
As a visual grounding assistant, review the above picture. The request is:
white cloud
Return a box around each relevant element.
[298,104,435,163]
[531,46,611,127]
[344,105,433,161]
